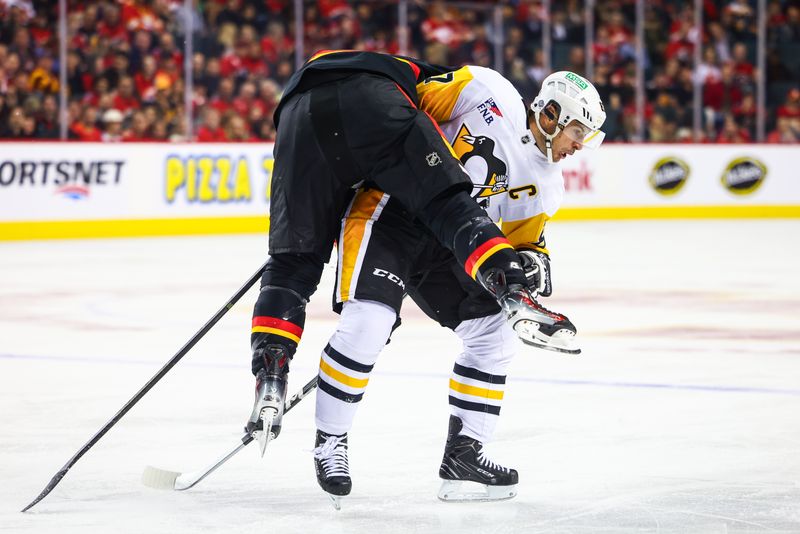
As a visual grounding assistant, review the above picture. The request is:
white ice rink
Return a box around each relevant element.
[1,220,799,533]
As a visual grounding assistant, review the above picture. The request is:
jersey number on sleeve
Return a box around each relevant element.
[423,72,455,84]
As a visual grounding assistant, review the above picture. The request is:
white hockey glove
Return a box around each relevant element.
[518,250,551,297]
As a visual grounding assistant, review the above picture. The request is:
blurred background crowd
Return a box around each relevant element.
[1,0,798,143]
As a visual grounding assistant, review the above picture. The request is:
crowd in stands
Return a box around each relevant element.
[0,0,798,143]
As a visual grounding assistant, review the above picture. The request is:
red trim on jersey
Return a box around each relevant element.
[393,82,416,108]
[424,110,447,138]
[405,60,421,80]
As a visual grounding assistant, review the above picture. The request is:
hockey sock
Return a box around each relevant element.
[448,312,516,443]
[250,254,324,375]
[250,285,307,374]
[315,299,396,436]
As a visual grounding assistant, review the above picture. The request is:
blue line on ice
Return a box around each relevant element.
[3,352,800,397]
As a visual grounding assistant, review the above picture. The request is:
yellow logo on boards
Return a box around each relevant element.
[165,156,274,203]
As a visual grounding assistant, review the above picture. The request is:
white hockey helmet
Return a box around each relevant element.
[530,71,607,162]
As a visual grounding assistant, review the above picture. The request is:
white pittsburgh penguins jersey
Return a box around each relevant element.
[417,66,563,252]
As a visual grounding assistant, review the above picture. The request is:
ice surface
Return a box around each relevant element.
[1,220,799,533]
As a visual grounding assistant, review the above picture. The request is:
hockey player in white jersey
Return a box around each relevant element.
[311,69,606,506]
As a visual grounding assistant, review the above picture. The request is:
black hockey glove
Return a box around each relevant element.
[518,250,551,297]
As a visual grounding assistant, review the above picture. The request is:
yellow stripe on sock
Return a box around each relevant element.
[320,357,370,389]
[449,378,504,400]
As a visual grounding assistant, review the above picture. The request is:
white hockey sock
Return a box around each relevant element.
[315,299,396,436]
[448,312,517,443]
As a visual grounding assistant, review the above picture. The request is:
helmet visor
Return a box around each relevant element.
[561,121,606,149]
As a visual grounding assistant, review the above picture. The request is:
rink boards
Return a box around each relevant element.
[0,142,798,240]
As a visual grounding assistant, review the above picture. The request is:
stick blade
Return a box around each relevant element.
[142,465,180,490]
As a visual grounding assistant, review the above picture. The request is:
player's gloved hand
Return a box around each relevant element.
[518,250,551,297]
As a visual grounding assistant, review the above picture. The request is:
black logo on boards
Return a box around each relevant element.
[721,157,766,195]
[649,157,690,195]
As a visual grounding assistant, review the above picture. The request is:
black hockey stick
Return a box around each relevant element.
[142,376,318,491]
[21,261,268,512]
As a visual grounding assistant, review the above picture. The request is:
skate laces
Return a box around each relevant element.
[313,435,349,477]
[477,447,509,473]
[514,290,564,323]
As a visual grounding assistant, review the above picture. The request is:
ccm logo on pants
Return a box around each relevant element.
[372,268,405,289]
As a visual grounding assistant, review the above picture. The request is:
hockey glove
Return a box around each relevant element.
[518,250,551,297]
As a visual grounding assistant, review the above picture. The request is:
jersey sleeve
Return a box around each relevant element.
[500,214,550,255]
[415,66,476,123]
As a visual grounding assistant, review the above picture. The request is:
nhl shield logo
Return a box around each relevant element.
[426,152,442,167]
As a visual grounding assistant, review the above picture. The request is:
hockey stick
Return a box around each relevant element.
[142,376,319,491]
[20,261,268,512]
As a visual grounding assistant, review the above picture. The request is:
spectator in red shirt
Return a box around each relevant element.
[665,17,695,63]
[731,42,754,83]
[220,40,249,78]
[154,32,183,68]
[232,80,266,117]
[82,76,110,108]
[113,76,140,115]
[209,76,235,114]
[704,61,742,114]
[260,21,293,64]
[196,107,226,142]
[777,88,800,119]
[242,41,269,77]
[28,13,52,48]
[70,106,102,141]
[135,55,158,100]
[122,0,164,33]
[97,4,129,45]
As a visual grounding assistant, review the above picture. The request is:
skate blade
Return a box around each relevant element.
[256,407,278,457]
[437,480,517,502]
[516,321,581,355]
[521,336,581,355]
[327,493,343,511]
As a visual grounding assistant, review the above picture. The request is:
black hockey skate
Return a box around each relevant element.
[313,429,351,510]
[438,416,518,502]
[245,345,290,456]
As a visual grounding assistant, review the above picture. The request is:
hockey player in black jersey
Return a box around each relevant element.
[246,50,534,454]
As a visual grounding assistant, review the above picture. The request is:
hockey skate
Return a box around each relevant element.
[313,429,351,510]
[245,345,290,456]
[502,286,581,354]
[438,416,518,502]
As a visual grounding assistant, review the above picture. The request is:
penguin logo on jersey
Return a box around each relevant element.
[452,123,509,198]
